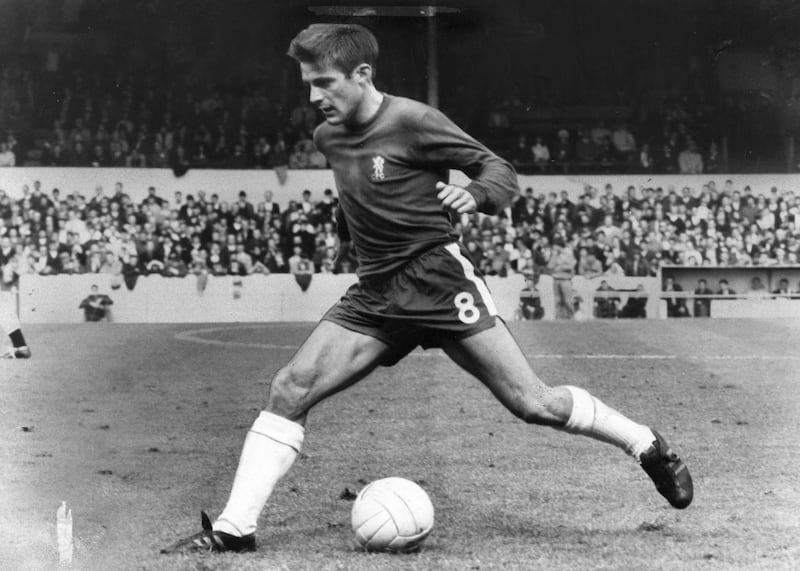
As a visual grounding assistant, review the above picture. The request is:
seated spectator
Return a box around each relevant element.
[531,136,550,172]
[692,278,713,317]
[772,277,791,298]
[551,129,572,168]
[747,276,768,299]
[486,243,510,277]
[678,139,704,174]
[716,279,737,299]
[518,275,544,320]
[619,284,648,318]
[0,142,17,166]
[79,284,113,322]
[575,129,601,163]
[511,134,532,169]
[576,248,604,278]
[663,276,689,317]
[590,120,611,145]
[163,250,189,277]
[706,140,721,173]
[611,122,636,159]
[594,280,620,318]
[637,143,654,173]
[623,249,650,277]
[306,143,328,169]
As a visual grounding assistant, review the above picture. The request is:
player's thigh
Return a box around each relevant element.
[440,321,567,424]
[267,320,391,420]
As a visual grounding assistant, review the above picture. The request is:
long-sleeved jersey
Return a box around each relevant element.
[314,94,518,279]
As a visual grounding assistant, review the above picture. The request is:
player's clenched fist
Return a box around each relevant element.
[436,181,477,214]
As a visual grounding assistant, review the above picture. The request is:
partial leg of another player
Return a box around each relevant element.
[0,296,31,359]
[440,320,693,509]
[162,320,392,554]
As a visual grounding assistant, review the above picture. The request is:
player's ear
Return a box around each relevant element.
[352,63,373,83]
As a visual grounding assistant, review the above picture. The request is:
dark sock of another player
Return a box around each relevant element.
[9,329,27,348]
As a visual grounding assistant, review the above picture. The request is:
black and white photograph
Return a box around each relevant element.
[1,1,799,569]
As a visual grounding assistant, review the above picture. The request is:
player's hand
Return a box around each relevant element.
[436,182,477,214]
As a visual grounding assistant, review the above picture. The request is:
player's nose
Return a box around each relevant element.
[309,86,324,105]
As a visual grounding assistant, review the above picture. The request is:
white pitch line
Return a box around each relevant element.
[527,354,800,361]
[174,326,299,350]
[175,326,799,361]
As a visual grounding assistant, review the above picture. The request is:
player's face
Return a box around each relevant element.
[300,62,365,126]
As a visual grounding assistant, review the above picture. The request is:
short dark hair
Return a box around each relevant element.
[287,23,379,77]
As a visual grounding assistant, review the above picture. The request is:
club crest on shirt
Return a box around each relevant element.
[371,155,385,181]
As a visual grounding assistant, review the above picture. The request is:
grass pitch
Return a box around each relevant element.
[2,319,799,570]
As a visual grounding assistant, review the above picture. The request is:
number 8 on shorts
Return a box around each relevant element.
[454,291,480,324]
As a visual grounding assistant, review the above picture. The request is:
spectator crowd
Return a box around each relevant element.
[1,176,798,300]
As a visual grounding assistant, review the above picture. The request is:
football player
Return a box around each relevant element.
[163,23,692,554]
[0,288,31,359]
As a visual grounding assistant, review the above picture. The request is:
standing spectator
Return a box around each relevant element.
[79,284,114,322]
[546,236,576,319]
[692,278,713,317]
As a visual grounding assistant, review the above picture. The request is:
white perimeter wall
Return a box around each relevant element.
[18,273,667,323]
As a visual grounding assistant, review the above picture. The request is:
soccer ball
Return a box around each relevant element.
[351,477,434,553]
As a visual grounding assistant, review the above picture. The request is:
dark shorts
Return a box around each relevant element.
[323,242,498,365]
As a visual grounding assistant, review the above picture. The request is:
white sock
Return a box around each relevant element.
[0,302,21,335]
[556,386,655,459]
[213,411,304,536]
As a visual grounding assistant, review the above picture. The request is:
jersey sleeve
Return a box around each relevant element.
[406,106,519,215]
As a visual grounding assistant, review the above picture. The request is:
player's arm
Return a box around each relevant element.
[409,107,519,215]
